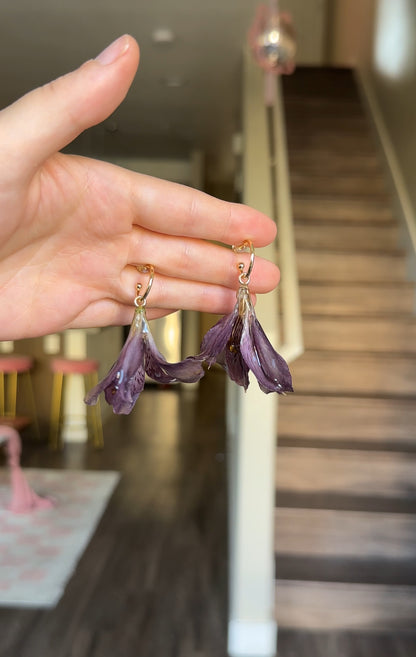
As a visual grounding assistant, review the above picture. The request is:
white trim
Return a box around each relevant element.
[228,619,277,657]
[272,75,304,363]
[356,70,416,264]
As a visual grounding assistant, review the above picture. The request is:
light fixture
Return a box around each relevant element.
[248,1,297,75]
[152,27,176,45]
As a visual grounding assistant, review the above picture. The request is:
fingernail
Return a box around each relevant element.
[95,35,130,65]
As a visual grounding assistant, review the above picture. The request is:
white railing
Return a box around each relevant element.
[227,50,303,657]
[270,74,304,363]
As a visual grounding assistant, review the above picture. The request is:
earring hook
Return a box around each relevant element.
[233,240,255,285]
[134,264,155,307]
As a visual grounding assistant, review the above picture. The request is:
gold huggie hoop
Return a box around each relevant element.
[233,240,255,285]
[134,264,155,307]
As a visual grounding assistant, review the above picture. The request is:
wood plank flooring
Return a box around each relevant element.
[277,66,416,641]
[0,375,230,657]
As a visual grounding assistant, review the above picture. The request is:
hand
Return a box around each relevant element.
[0,35,279,340]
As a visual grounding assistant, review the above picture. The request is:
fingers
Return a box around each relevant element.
[114,258,274,314]
[127,226,280,294]
[0,35,139,178]
[127,171,277,247]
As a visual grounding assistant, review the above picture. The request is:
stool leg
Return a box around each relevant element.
[24,371,40,440]
[50,372,64,450]
[6,371,17,417]
[0,371,4,416]
[85,372,104,449]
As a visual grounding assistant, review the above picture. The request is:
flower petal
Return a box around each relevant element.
[143,317,205,384]
[241,315,293,394]
[103,363,146,414]
[85,309,146,414]
[224,315,250,390]
[198,307,238,366]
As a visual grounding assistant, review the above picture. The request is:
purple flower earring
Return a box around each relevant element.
[85,265,205,414]
[198,240,293,394]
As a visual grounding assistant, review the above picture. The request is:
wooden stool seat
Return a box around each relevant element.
[51,358,99,375]
[0,355,33,373]
[49,358,104,450]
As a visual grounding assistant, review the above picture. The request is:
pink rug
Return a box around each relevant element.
[0,468,120,607]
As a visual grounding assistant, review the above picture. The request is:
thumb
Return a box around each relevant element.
[0,35,140,176]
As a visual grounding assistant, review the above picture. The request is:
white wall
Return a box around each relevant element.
[369,0,416,231]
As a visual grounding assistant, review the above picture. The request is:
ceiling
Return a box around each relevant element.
[0,0,328,186]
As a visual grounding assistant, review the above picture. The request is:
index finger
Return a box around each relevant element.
[127,170,277,247]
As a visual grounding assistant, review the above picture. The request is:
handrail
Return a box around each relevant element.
[270,74,304,363]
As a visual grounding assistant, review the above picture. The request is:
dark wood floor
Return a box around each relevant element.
[1,372,416,656]
[1,373,229,657]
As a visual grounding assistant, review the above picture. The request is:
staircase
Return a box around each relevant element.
[275,68,416,631]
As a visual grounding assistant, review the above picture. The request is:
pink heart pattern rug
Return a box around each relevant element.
[0,468,120,607]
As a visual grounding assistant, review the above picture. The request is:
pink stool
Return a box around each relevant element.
[0,355,38,435]
[49,358,104,450]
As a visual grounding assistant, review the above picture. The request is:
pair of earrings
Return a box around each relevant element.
[85,240,293,415]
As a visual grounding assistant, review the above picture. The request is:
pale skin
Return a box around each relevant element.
[0,35,280,341]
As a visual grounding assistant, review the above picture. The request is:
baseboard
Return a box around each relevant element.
[228,619,277,657]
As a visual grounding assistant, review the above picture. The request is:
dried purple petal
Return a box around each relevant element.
[143,316,205,384]
[241,315,293,394]
[198,285,293,394]
[198,308,238,366]
[85,308,204,414]
[224,314,250,390]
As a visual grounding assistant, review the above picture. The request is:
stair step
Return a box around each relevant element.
[288,351,416,397]
[279,395,416,448]
[300,282,415,315]
[275,447,416,506]
[295,222,401,252]
[293,198,394,223]
[297,250,406,283]
[282,68,358,97]
[288,151,383,175]
[275,508,416,562]
[284,97,363,116]
[287,115,369,129]
[288,134,377,154]
[303,316,416,352]
[275,580,416,630]
[291,173,389,198]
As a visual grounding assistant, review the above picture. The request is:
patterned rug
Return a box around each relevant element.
[0,468,120,607]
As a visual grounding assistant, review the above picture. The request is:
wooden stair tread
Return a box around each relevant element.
[297,250,406,283]
[287,350,416,398]
[299,282,415,315]
[275,508,416,560]
[288,152,383,174]
[279,395,416,446]
[275,447,416,500]
[291,173,389,198]
[295,224,400,251]
[288,136,378,154]
[303,316,416,352]
[293,197,395,223]
[275,580,416,630]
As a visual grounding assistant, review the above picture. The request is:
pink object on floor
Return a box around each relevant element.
[0,425,54,514]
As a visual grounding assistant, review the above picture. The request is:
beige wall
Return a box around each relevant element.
[327,1,416,239]
[327,0,377,67]
[368,0,416,230]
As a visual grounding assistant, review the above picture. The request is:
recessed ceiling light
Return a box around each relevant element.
[161,76,186,88]
[152,28,175,44]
